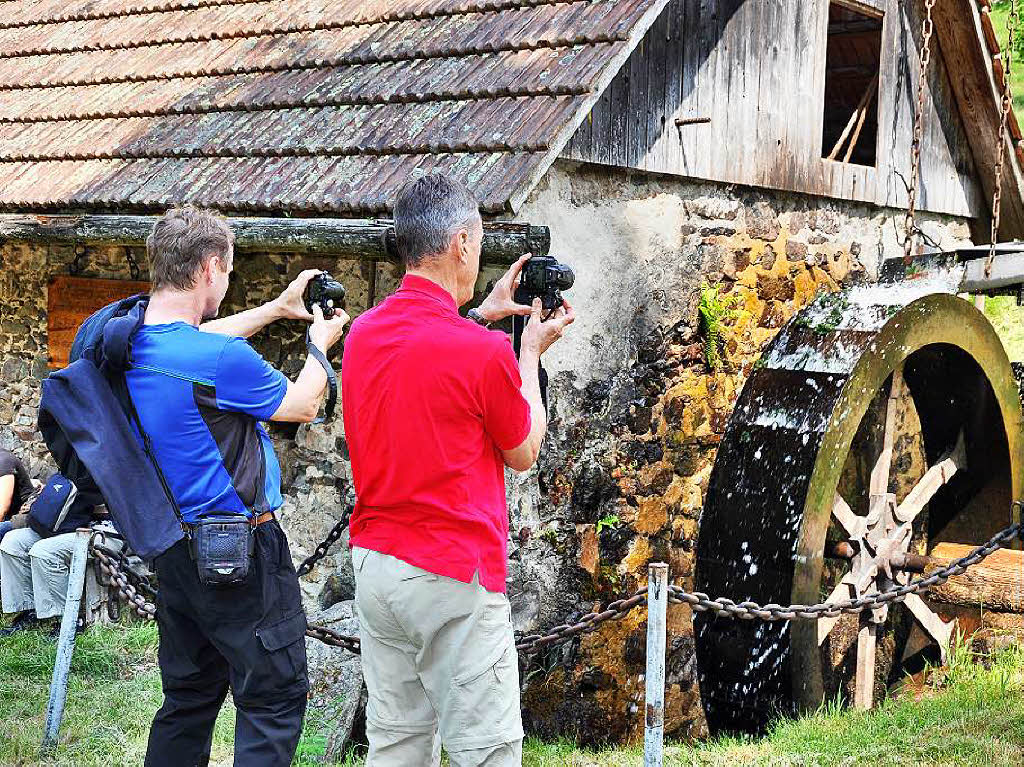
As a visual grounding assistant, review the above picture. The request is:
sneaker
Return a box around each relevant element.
[0,610,39,636]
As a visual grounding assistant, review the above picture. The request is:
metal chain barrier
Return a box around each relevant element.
[667,521,1021,621]
[902,0,936,262]
[89,539,364,653]
[295,506,353,578]
[517,520,1022,655]
[515,589,648,655]
[987,0,1018,278]
[87,519,1022,658]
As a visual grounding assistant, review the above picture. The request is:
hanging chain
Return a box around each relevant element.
[903,0,937,262]
[68,246,87,276]
[125,247,142,282]
[295,506,352,578]
[986,0,1019,278]
[89,516,1022,657]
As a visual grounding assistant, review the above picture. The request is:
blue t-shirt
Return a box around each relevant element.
[126,322,288,525]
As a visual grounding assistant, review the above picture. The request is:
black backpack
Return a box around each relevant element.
[27,472,95,538]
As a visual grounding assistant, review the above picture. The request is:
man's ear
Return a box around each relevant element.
[205,255,220,284]
[457,228,472,263]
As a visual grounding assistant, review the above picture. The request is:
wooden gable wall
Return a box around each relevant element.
[562,0,986,221]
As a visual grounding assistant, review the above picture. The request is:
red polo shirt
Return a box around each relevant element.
[342,274,531,593]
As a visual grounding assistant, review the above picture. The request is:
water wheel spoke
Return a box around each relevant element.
[894,431,966,523]
[831,493,864,538]
[854,621,878,710]
[903,593,956,663]
[876,371,905,481]
[817,577,856,645]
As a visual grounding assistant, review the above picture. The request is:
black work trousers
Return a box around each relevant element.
[145,521,309,767]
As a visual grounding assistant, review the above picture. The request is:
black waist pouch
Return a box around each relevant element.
[190,514,254,587]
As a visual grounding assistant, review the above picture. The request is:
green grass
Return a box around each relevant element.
[984,295,1024,361]
[1,619,1022,766]
[990,2,1024,124]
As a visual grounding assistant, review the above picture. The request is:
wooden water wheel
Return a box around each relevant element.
[694,282,1023,735]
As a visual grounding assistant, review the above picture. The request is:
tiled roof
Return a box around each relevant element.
[0,0,670,215]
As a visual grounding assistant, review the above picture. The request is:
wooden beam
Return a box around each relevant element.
[0,214,550,265]
[843,76,879,163]
[932,0,1024,239]
[925,542,1024,613]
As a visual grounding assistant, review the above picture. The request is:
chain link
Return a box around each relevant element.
[515,590,648,655]
[88,519,1022,658]
[304,623,362,654]
[903,0,937,262]
[91,546,157,621]
[987,0,1018,278]
[668,522,1020,620]
[518,520,1022,654]
[295,506,352,578]
[89,541,364,653]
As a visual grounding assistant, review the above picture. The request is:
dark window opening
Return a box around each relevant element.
[822,3,882,166]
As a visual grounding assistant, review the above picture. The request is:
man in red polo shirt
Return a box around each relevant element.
[342,173,574,766]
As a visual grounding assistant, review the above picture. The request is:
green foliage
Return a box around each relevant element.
[595,514,621,535]
[992,2,1024,121]
[983,294,1024,362]
[698,283,742,370]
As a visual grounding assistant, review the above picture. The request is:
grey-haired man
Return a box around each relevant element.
[343,174,575,766]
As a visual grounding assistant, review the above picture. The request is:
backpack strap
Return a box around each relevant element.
[115,373,190,538]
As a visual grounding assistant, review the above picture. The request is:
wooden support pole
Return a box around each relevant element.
[842,82,877,163]
[827,73,879,162]
[0,214,550,266]
[41,529,91,756]
[644,562,669,767]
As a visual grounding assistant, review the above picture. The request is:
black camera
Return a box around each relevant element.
[304,272,347,319]
[514,255,575,312]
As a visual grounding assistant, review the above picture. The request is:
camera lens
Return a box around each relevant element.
[550,264,575,291]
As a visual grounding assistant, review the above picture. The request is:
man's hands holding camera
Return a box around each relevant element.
[274,269,350,353]
[273,269,320,321]
[477,252,576,354]
[308,303,348,355]
[475,253,535,324]
[521,297,575,356]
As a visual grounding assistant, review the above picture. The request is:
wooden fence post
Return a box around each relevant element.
[41,529,91,756]
[644,562,669,767]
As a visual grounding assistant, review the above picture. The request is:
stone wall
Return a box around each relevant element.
[505,160,973,744]
[0,159,975,746]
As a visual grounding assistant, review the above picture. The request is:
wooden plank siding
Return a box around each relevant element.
[561,0,986,222]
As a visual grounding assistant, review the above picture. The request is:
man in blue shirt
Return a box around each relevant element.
[131,206,348,767]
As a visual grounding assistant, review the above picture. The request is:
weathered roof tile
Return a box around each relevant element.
[0,0,671,214]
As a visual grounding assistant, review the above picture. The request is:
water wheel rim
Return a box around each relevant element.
[694,287,1022,735]
[790,292,1023,710]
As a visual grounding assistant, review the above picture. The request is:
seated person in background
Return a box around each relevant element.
[0,474,105,637]
[0,447,34,544]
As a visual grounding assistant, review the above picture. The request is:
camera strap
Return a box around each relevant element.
[511,315,548,411]
[305,329,337,423]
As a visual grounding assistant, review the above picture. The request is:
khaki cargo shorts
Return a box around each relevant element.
[353,547,524,767]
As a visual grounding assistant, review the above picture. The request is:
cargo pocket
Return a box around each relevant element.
[252,609,308,697]
[447,632,523,751]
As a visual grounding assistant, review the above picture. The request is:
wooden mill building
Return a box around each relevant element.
[1,0,1022,746]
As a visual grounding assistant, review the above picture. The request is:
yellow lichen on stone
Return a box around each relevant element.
[620,536,652,575]
[634,496,669,534]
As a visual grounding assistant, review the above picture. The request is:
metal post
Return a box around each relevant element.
[644,562,669,767]
[41,529,91,756]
